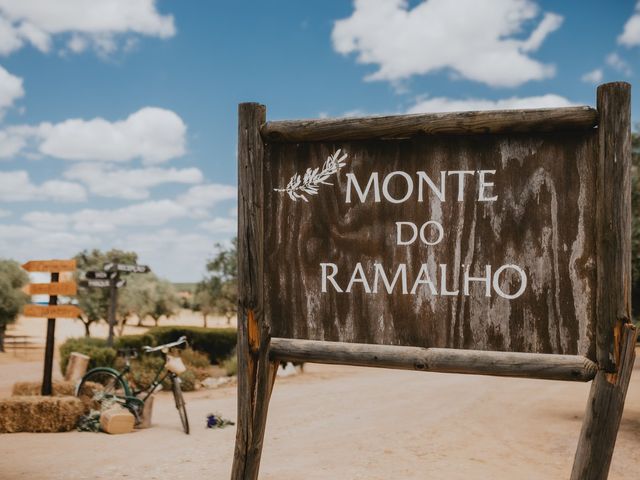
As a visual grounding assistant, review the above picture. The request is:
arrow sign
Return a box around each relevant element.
[80,279,126,288]
[104,263,149,274]
[22,259,76,273]
[23,304,82,318]
[85,271,116,280]
[24,281,77,296]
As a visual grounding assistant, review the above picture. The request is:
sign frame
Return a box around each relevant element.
[231,82,636,480]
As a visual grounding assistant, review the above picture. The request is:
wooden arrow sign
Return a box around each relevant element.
[85,271,116,280]
[104,263,149,274]
[80,279,126,288]
[22,259,76,273]
[24,281,77,296]
[23,304,82,318]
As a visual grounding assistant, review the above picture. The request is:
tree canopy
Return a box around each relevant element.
[74,249,137,336]
[196,239,238,325]
[0,259,29,352]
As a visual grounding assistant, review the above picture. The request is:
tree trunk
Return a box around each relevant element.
[83,320,91,337]
[203,313,208,328]
[0,323,6,353]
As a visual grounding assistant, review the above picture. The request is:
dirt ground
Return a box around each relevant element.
[1,351,639,479]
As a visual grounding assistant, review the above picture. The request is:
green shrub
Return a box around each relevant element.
[59,338,117,374]
[114,333,156,351]
[147,326,237,364]
[59,326,236,378]
[222,350,237,376]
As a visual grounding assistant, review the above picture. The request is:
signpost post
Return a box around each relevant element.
[231,83,636,480]
[81,264,147,346]
[21,259,81,396]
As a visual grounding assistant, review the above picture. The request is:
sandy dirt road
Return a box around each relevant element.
[1,355,639,480]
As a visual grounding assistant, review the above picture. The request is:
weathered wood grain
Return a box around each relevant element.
[232,103,275,480]
[594,82,632,372]
[261,106,598,142]
[264,132,598,357]
[570,322,637,480]
[270,337,598,382]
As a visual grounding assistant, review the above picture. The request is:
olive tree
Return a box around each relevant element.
[0,259,29,352]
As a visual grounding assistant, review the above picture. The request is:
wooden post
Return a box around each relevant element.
[231,103,279,480]
[107,274,117,347]
[41,272,59,396]
[64,352,90,382]
[570,82,633,479]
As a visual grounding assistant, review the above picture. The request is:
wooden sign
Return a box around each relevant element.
[24,281,77,296]
[22,259,76,272]
[80,279,126,288]
[85,271,116,280]
[231,83,637,480]
[103,263,149,273]
[23,304,82,318]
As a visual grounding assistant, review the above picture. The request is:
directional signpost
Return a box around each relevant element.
[21,259,81,395]
[81,263,148,346]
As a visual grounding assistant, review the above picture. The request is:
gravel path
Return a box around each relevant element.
[1,358,639,479]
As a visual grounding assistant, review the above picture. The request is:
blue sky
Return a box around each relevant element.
[0,0,639,281]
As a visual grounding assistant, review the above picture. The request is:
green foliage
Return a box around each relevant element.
[0,259,29,351]
[59,337,117,373]
[147,326,237,364]
[74,249,138,335]
[113,333,156,351]
[119,273,180,327]
[196,238,238,324]
[222,351,237,377]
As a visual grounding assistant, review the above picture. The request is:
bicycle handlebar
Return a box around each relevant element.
[142,335,188,353]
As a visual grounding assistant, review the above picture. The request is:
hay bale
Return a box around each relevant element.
[12,381,76,397]
[0,396,85,433]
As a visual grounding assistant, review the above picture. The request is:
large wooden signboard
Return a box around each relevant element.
[231,83,636,480]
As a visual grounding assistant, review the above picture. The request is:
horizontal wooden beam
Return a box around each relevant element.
[261,106,598,142]
[269,338,598,382]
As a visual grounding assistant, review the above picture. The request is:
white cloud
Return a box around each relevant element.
[605,52,632,76]
[0,170,86,202]
[177,184,237,217]
[114,229,215,282]
[0,127,27,157]
[0,0,175,56]
[581,68,603,84]
[0,208,10,217]
[36,107,187,164]
[199,217,237,234]
[64,163,203,200]
[619,1,640,47]
[407,94,574,114]
[0,223,96,265]
[332,0,562,87]
[21,180,236,233]
[0,64,23,118]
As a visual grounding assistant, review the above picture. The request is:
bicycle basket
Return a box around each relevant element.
[166,355,187,374]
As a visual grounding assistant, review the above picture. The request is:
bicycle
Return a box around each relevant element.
[75,336,190,434]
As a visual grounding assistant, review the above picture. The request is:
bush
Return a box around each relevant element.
[59,326,236,379]
[114,333,156,351]
[112,347,212,393]
[147,326,236,364]
[222,350,237,376]
[59,338,117,374]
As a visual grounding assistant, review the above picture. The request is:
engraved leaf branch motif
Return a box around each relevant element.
[274,149,348,202]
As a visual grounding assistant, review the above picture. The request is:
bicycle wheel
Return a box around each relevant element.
[77,368,129,412]
[171,375,190,434]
